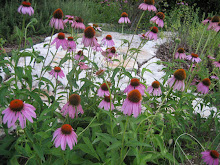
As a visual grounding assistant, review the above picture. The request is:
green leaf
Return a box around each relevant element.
[9,156,20,165]
[33,143,45,162]
[107,141,121,151]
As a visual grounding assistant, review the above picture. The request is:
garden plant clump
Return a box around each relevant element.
[0,1,219,165]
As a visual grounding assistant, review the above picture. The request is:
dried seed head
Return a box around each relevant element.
[211,16,220,23]
[61,124,72,135]
[177,48,185,53]
[53,8,63,19]
[58,32,65,39]
[144,0,155,5]
[121,12,128,17]
[127,89,142,103]
[151,26,158,33]
[191,53,199,58]
[69,94,81,106]
[152,81,160,88]
[9,99,24,112]
[156,12,165,20]
[22,1,31,7]
[106,35,112,40]
[174,69,186,80]
[84,26,95,38]
[130,78,140,87]
[202,78,211,86]
[210,150,219,159]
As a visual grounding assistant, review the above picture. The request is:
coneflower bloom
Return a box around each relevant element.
[82,26,98,47]
[145,26,158,40]
[210,75,219,80]
[74,50,84,60]
[139,0,157,12]
[213,60,220,69]
[124,78,146,95]
[97,82,111,97]
[49,67,65,79]
[207,16,220,30]
[51,32,68,50]
[167,69,186,91]
[118,12,131,24]
[122,89,142,118]
[207,55,215,60]
[150,12,165,28]
[63,15,75,25]
[102,35,115,47]
[17,1,34,16]
[146,81,162,96]
[187,53,202,63]
[52,124,77,150]
[88,23,102,32]
[2,99,36,129]
[66,37,76,51]
[98,96,114,111]
[72,17,85,29]
[50,8,65,30]
[197,78,211,94]
[61,94,84,118]
[78,62,89,70]
[201,150,219,165]
[202,17,212,25]
[175,48,187,59]
[213,22,220,32]
[107,47,118,57]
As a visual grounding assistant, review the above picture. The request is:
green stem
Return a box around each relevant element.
[195,25,206,54]
[78,115,97,136]
[157,85,173,112]
[120,116,129,164]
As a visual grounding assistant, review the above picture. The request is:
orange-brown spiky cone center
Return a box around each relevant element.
[101,83,110,91]
[69,94,81,106]
[130,78,140,87]
[106,35,112,40]
[211,16,220,23]
[104,96,111,102]
[177,48,185,53]
[68,37,74,41]
[54,67,61,72]
[22,1,31,7]
[128,89,142,103]
[156,12,165,20]
[75,17,83,23]
[9,99,24,112]
[210,150,219,159]
[121,12,128,17]
[174,69,186,80]
[58,32,65,39]
[61,124,72,135]
[144,0,155,5]
[53,8,63,19]
[202,78,211,86]
[93,24,99,27]
[152,81,160,88]
[96,69,105,76]
[77,50,83,56]
[191,53,199,58]
[84,26,95,38]
[68,17,74,20]
[110,47,116,53]
[151,26,158,33]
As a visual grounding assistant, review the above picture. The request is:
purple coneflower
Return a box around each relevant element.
[207,55,215,60]
[82,26,98,47]
[121,89,142,118]
[146,81,162,96]
[74,50,84,60]
[78,62,89,70]
[210,75,219,80]
[139,0,157,12]
[207,16,219,30]
[88,23,102,32]
[150,12,165,28]
[167,69,186,91]
[118,12,131,24]
[201,150,219,165]
[187,53,202,63]
[18,1,34,16]
[66,37,76,52]
[124,78,146,95]
[213,22,220,32]
[97,82,111,97]
[49,67,65,79]
[2,99,36,129]
[63,15,75,25]
[175,48,186,59]
[98,96,114,111]
[108,47,118,57]
[61,94,84,118]
[72,17,85,29]
[50,8,65,30]
[213,60,220,69]
[197,78,211,94]
[52,124,77,150]
[102,35,115,47]
[51,32,68,50]
[202,17,212,25]
[145,26,158,40]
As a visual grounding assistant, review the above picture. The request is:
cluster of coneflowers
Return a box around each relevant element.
[1,1,219,164]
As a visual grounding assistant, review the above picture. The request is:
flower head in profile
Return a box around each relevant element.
[210,75,219,80]
[145,26,158,40]
[75,50,84,60]
[202,17,212,25]
[61,94,84,119]
[72,17,85,29]
[213,60,220,69]
[64,15,75,25]
[18,1,34,16]
[207,16,219,31]
[118,12,131,24]
[187,53,202,63]
[50,8,65,30]
[98,96,114,111]
[49,67,65,79]
[51,32,68,50]
[146,81,162,96]
[124,78,146,95]
[139,0,157,12]
[197,78,211,94]
[150,12,165,27]
[82,26,98,47]
[88,23,102,32]
[175,48,186,59]
[96,69,105,77]
[201,150,219,165]
[78,62,89,70]
[122,89,142,118]
[66,37,76,52]
[97,82,111,97]
[52,124,77,150]
[102,35,115,47]
[2,99,36,129]
[139,33,148,40]
[167,69,186,91]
